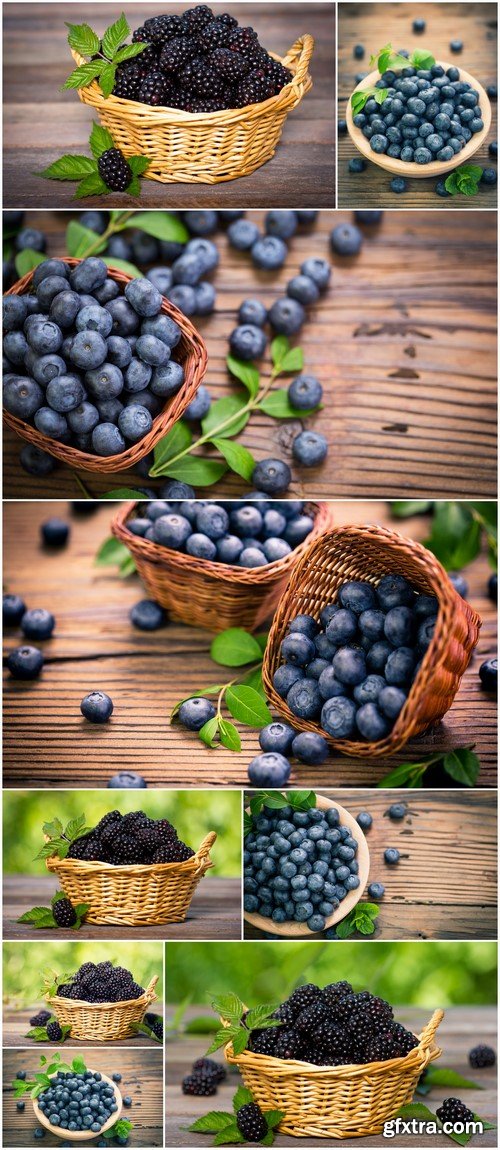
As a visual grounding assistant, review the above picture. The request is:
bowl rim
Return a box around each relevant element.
[346,60,492,177]
[32,1068,122,1140]
[243,792,370,936]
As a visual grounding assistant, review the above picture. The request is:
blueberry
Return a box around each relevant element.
[16,1100,26,1111]
[70,258,107,293]
[281,632,316,667]
[251,235,288,270]
[287,678,322,719]
[7,644,44,679]
[353,674,386,705]
[448,572,468,599]
[21,608,55,640]
[248,752,291,786]
[355,211,383,224]
[385,646,416,685]
[288,374,323,410]
[273,664,304,697]
[123,1096,132,1107]
[3,376,43,420]
[34,1131,46,1140]
[124,278,162,318]
[413,18,426,32]
[388,803,407,820]
[237,298,267,327]
[390,177,407,193]
[184,385,211,423]
[368,881,385,899]
[340,581,376,613]
[118,405,153,443]
[80,690,114,722]
[300,257,331,291]
[259,722,296,755]
[291,731,329,764]
[3,295,29,331]
[378,685,407,720]
[227,219,260,251]
[112,1073,122,1082]
[356,702,390,741]
[436,180,451,197]
[488,573,497,602]
[216,535,244,564]
[178,697,216,731]
[286,274,320,305]
[30,353,67,388]
[153,513,192,549]
[377,574,413,610]
[263,538,291,562]
[449,39,463,53]
[265,209,298,239]
[349,157,366,173]
[107,772,147,788]
[20,444,55,476]
[330,223,363,256]
[196,504,230,540]
[321,696,357,738]
[229,323,267,360]
[142,313,181,349]
[92,423,126,456]
[384,605,414,646]
[252,458,291,495]
[384,848,400,864]
[353,43,365,58]
[481,168,497,185]
[171,252,204,286]
[292,431,328,467]
[41,518,70,547]
[239,547,268,568]
[479,658,497,692]
[356,811,372,830]
[3,593,26,626]
[338,119,348,135]
[288,614,320,639]
[130,599,166,631]
[268,297,305,335]
[332,647,366,686]
[284,515,314,547]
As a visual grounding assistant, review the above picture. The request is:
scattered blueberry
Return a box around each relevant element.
[384,848,400,865]
[80,691,114,723]
[479,658,497,692]
[292,431,328,467]
[488,573,497,602]
[291,731,329,764]
[356,811,373,830]
[259,722,296,755]
[7,644,44,679]
[247,752,291,786]
[348,157,366,173]
[330,224,363,256]
[449,39,463,52]
[21,608,55,640]
[412,18,426,33]
[3,593,26,626]
[368,882,385,899]
[130,599,167,631]
[178,697,216,731]
[41,518,70,547]
[390,177,407,194]
[107,771,147,788]
[388,803,407,820]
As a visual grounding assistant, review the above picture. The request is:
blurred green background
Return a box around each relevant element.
[165,941,497,1007]
[4,941,163,1010]
[3,791,241,876]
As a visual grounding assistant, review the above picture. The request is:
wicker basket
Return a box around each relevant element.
[262,525,481,758]
[46,831,216,926]
[111,501,334,633]
[48,976,158,1042]
[71,36,314,184]
[3,258,207,473]
[225,1009,443,1139]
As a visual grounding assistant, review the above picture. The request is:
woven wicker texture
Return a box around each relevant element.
[224,1009,444,1139]
[71,37,313,184]
[112,501,334,633]
[4,258,207,473]
[46,832,216,926]
[262,525,481,757]
[49,976,158,1042]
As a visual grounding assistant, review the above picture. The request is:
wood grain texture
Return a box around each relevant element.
[3,1047,164,1146]
[165,1006,497,1146]
[2,3,335,209]
[3,210,497,499]
[244,789,498,940]
[3,1004,164,1048]
[338,1,498,208]
[3,875,242,941]
[2,500,497,787]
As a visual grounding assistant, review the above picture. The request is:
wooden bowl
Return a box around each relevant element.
[33,1070,122,1140]
[244,793,370,936]
[346,61,491,177]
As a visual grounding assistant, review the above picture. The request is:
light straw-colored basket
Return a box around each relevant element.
[71,36,314,184]
[46,832,216,926]
[111,501,334,633]
[3,258,207,473]
[263,525,481,757]
[49,976,158,1042]
[225,1009,444,1139]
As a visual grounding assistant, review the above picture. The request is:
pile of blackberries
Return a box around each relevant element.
[182,1056,227,1095]
[37,1068,119,1133]
[57,960,144,1003]
[112,6,292,112]
[244,800,360,932]
[274,574,439,741]
[3,259,186,458]
[247,980,418,1065]
[353,60,484,164]
[67,809,195,865]
[127,497,314,566]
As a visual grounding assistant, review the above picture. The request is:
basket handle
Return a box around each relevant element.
[418,1008,444,1048]
[144,975,159,1003]
[282,34,315,85]
[194,831,217,872]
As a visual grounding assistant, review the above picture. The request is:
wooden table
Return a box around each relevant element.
[3,1005,164,1047]
[165,1006,497,1146]
[244,789,497,940]
[3,500,497,788]
[3,874,242,941]
[3,211,497,500]
[338,2,498,208]
[3,3,334,209]
[3,1047,164,1146]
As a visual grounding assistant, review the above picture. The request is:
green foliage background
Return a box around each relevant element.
[165,941,497,1007]
[4,941,163,1009]
[3,791,241,876]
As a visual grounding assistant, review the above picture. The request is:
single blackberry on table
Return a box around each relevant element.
[46,1021,63,1042]
[469,1044,496,1068]
[182,1072,217,1096]
[236,1102,268,1142]
[98,148,132,192]
[52,897,77,928]
[436,1098,475,1127]
[160,36,199,73]
[192,1057,226,1082]
[207,47,250,81]
[30,1010,52,1028]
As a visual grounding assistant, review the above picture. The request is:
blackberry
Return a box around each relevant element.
[98,148,132,193]
[142,14,184,44]
[181,5,214,33]
[198,20,232,51]
[113,60,148,99]
[236,1102,268,1142]
[469,1044,496,1068]
[178,58,227,99]
[182,1073,217,1096]
[232,71,276,106]
[216,13,238,28]
[30,1010,52,1028]
[287,984,323,1014]
[52,897,77,928]
[315,1021,354,1064]
[248,1028,279,1057]
[295,998,331,1035]
[264,58,292,92]
[192,1057,226,1082]
[130,30,160,68]
[138,70,167,106]
[390,1022,419,1055]
[96,810,122,833]
[436,1098,475,1127]
[227,26,259,52]
[46,1021,63,1042]
[159,36,199,73]
[354,995,393,1033]
[322,981,353,1009]
[273,1027,307,1060]
[272,1002,297,1025]
[152,1019,163,1041]
[208,47,250,81]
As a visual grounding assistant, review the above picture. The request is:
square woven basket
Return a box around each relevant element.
[49,975,158,1042]
[262,524,482,757]
[3,257,207,474]
[224,1009,443,1139]
[111,500,335,633]
[46,832,216,926]
[71,35,314,184]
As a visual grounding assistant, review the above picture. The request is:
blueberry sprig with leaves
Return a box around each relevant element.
[18,891,89,932]
[189,1085,284,1146]
[39,122,150,199]
[63,13,146,100]
[351,43,436,114]
[13,1053,85,1098]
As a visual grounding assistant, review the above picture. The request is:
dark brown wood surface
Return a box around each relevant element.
[3,210,497,500]
[244,789,497,940]
[165,1006,497,1146]
[338,2,498,209]
[3,1004,164,1048]
[3,875,242,941]
[3,500,497,788]
[3,1047,164,1145]
[3,3,335,209]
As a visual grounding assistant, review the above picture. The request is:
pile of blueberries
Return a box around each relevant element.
[272,573,439,743]
[126,497,315,566]
[35,1069,119,1135]
[244,800,360,932]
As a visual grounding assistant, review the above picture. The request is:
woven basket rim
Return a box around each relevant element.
[46,831,216,874]
[50,974,158,1010]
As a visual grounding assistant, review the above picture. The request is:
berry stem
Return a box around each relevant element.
[75,210,138,260]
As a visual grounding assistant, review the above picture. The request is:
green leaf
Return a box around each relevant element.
[232,1087,254,1113]
[424,502,480,569]
[265,1111,285,1130]
[99,62,117,99]
[226,356,260,398]
[279,347,304,373]
[199,716,220,749]
[104,256,142,278]
[351,90,369,114]
[202,395,250,439]
[397,1102,437,1121]
[89,121,115,159]
[391,500,432,518]
[374,88,389,105]
[244,1005,280,1030]
[114,43,148,64]
[426,1066,483,1090]
[161,457,228,487]
[189,1113,236,1134]
[225,685,273,728]
[101,12,130,60]
[259,389,317,419]
[128,155,151,177]
[243,667,266,696]
[211,992,245,1021]
[211,629,263,668]
[219,719,241,752]
[231,1029,250,1055]
[15,249,46,277]
[150,422,192,473]
[131,211,190,244]
[126,176,142,198]
[65,21,101,57]
[39,155,97,182]
[206,1027,237,1055]
[211,439,255,481]
[75,172,110,199]
[18,907,56,928]
[410,48,435,69]
[101,487,145,499]
[271,335,290,367]
[95,536,131,566]
[62,60,104,90]
[214,1126,245,1146]
[119,555,137,577]
[377,761,428,788]
[445,164,482,198]
[443,748,479,787]
[66,219,107,258]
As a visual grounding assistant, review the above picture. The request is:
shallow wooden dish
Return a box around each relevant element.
[346,61,491,177]
[33,1069,122,1140]
[244,793,370,936]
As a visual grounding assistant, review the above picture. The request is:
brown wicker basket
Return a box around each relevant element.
[111,501,334,633]
[48,976,158,1042]
[3,258,207,473]
[262,525,481,758]
[46,831,216,926]
[71,36,314,184]
[225,1009,443,1139]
